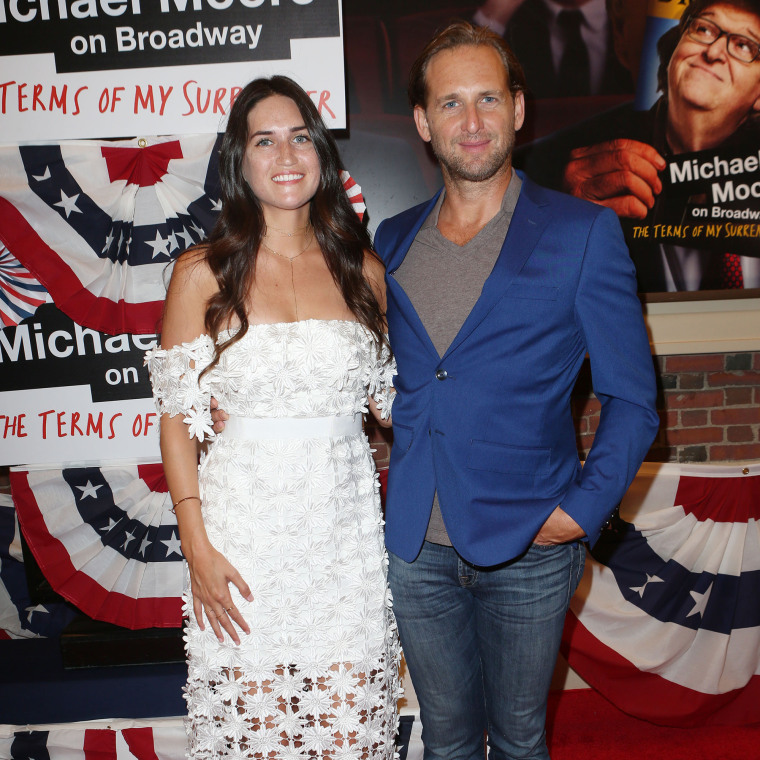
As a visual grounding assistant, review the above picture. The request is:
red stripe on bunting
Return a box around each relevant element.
[123,728,161,760]
[11,470,182,629]
[676,473,760,523]
[102,141,183,187]
[137,463,169,493]
[0,196,162,336]
[561,612,760,727]
[84,729,117,760]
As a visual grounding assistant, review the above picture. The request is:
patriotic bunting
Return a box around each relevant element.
[563,461,760,727]
[10,463,183,629]
[0,135,222,336]
[0,494,78,639]
[0,137,366,336]
[0,243,52,328]
[0,721,187,760]
[0,717,421,760]
[340,169,366,221]
[5,456,760,728]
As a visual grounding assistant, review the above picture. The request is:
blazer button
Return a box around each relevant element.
[435,369,448,380]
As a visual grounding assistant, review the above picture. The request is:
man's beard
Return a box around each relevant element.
[429,129,514,183]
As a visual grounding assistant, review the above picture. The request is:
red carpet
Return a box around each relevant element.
[546,689,760,760]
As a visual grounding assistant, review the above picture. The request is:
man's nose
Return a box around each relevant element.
[703,33,730,61]
[463,103,483,133]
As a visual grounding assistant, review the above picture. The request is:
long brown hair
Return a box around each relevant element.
[201,75,388,372]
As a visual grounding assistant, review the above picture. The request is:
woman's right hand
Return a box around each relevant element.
[184,538,254,645]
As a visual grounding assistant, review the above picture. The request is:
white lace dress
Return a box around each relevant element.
[146,319,400,760]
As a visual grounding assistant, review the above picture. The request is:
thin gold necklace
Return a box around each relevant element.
[266,220,311,237]
[260,227,313,261]
[260,228,314,320]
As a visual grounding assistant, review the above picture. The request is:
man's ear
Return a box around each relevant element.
[513,90,526,132]
[413,105,432,143]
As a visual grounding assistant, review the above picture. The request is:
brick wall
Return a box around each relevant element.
[574,350,760,463]
[368,350,760,468]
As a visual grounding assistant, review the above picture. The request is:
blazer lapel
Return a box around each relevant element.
[443,178,550,359]
[385,192,442,358]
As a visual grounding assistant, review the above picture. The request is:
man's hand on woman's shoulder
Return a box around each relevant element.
[210,397,228,434]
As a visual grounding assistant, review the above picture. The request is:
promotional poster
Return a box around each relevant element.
[514,0,760,292]
[0,304,160,466]
[0,0,345,139]
[625,0,760,291]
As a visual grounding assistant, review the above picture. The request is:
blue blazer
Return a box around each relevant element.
[374,175,659,566]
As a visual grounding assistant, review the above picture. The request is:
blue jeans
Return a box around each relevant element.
[388,540,585,760]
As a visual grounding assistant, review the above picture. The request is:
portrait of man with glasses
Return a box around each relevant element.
[664,1,760,155]
[518,0,760,292]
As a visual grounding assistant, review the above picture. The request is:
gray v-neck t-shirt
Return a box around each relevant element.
[392,172,522,545]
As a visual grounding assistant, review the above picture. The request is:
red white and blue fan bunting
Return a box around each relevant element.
[0,243,52,327]
[341,170,366,220]
[10,463,183,629]
[0,135,222,336]
[0,136,366,336]
[0,494,78,639]
[0,717,421,760]
[0,722,188,760]
[563,461,760,727]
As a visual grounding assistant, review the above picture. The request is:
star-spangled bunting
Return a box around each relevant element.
[0,136,222,336]
[562,461,760,727]
[0,494,77,639]
[0,137,367,336]
[5,458,759,729]
[10,463,183,629]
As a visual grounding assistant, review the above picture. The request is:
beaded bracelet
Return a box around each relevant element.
[172,495,201,513]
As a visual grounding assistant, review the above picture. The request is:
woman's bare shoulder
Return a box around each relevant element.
[169,245,216,295]
[161,245,217,345]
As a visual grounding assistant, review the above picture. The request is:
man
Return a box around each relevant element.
[374,22,658,760]
[473,0,633,97]
[519,0,760,290]
[211,21,658,758]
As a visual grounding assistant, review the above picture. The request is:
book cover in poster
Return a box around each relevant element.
[515,0,760,294]
[627,0,760,292]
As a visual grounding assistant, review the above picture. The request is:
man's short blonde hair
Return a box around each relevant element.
[407,21,527,110]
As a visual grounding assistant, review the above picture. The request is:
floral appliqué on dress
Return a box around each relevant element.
[146,320,400,760]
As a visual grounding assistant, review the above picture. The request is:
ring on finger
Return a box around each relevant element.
[206,609,217,618]
[223,606,234,612]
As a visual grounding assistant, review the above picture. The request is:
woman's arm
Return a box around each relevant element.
[367,396,392,428]
[159,250,253,644]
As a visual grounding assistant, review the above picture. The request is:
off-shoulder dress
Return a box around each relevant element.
[146,319,400,760]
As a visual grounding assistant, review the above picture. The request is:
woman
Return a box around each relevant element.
[146,76,399,759]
